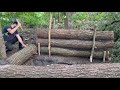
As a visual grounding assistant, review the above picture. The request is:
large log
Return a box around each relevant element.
[6,44,37,65]
[36,29,114,40]
[0,23,7,59]
[40,47,104,58]
[36,39,114,50]
[33,55,102,66]
[1,63,120,78]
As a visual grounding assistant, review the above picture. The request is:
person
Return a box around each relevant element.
[2,18,27,52]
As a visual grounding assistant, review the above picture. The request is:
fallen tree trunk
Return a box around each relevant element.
[33,55,102,66]
[36,39,114,50]
[36,29,114,40]
[1,63,120,78]
[6,44,37,65]
[40,47,103,58]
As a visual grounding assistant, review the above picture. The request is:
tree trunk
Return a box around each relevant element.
[6,44,37,65]
[40,47,103,58]
[33,55,102,66]
[58,12,60,23]
[36,39,114,50]
[0,23,7,59]
[36,29,114,40]
[1,63,120,78]
[64,12,69,29]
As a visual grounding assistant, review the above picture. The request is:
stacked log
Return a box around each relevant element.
[36,39,114,50]
[36,29,114,40]
[36,29,114,63]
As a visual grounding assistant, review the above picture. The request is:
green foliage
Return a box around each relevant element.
[111,40,120,62]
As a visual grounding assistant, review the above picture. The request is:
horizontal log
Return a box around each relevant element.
[36,29,114,40]
[33,55,102,66]
[0,63,120,78]
[40,47,104,58]
[6,44,37,65]
[36,39,114,50]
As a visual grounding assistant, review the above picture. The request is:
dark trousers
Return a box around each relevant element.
[5,36,23,52]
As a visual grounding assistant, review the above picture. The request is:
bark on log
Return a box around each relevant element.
[0,23,7,59]
[6,44,37,65]
[33,55,102,66]
[40,47,103,58]
[36,29,114,40]
[1,63,120,78]
[36,39,114,50]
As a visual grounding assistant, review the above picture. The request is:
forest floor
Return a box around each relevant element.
[5,28,112,66]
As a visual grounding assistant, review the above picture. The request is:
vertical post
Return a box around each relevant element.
[103,51,106,62]
[48,14,52,57]
[38,43,40,56]
[0,22,7,59]
[90,28,96,62]
[106,50,110,62]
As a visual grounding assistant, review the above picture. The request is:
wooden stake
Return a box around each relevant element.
[48,14,52,57]
[38,43,40,56]
[90,28,96,62]
[106,50,110,62]
[103,51,106,62]
[0,22,7,59]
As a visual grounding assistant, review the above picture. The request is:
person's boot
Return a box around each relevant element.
[19,42,23,50]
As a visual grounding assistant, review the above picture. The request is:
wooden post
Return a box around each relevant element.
[0,22,7,59]
[38,43,40,56]
[103,51,106,62]
[106,50,110,62]
[48,14,52,57]
[90,28,96,62]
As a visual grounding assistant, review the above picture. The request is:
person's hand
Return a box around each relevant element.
[22,44,28,48]
[16,19,21,27]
